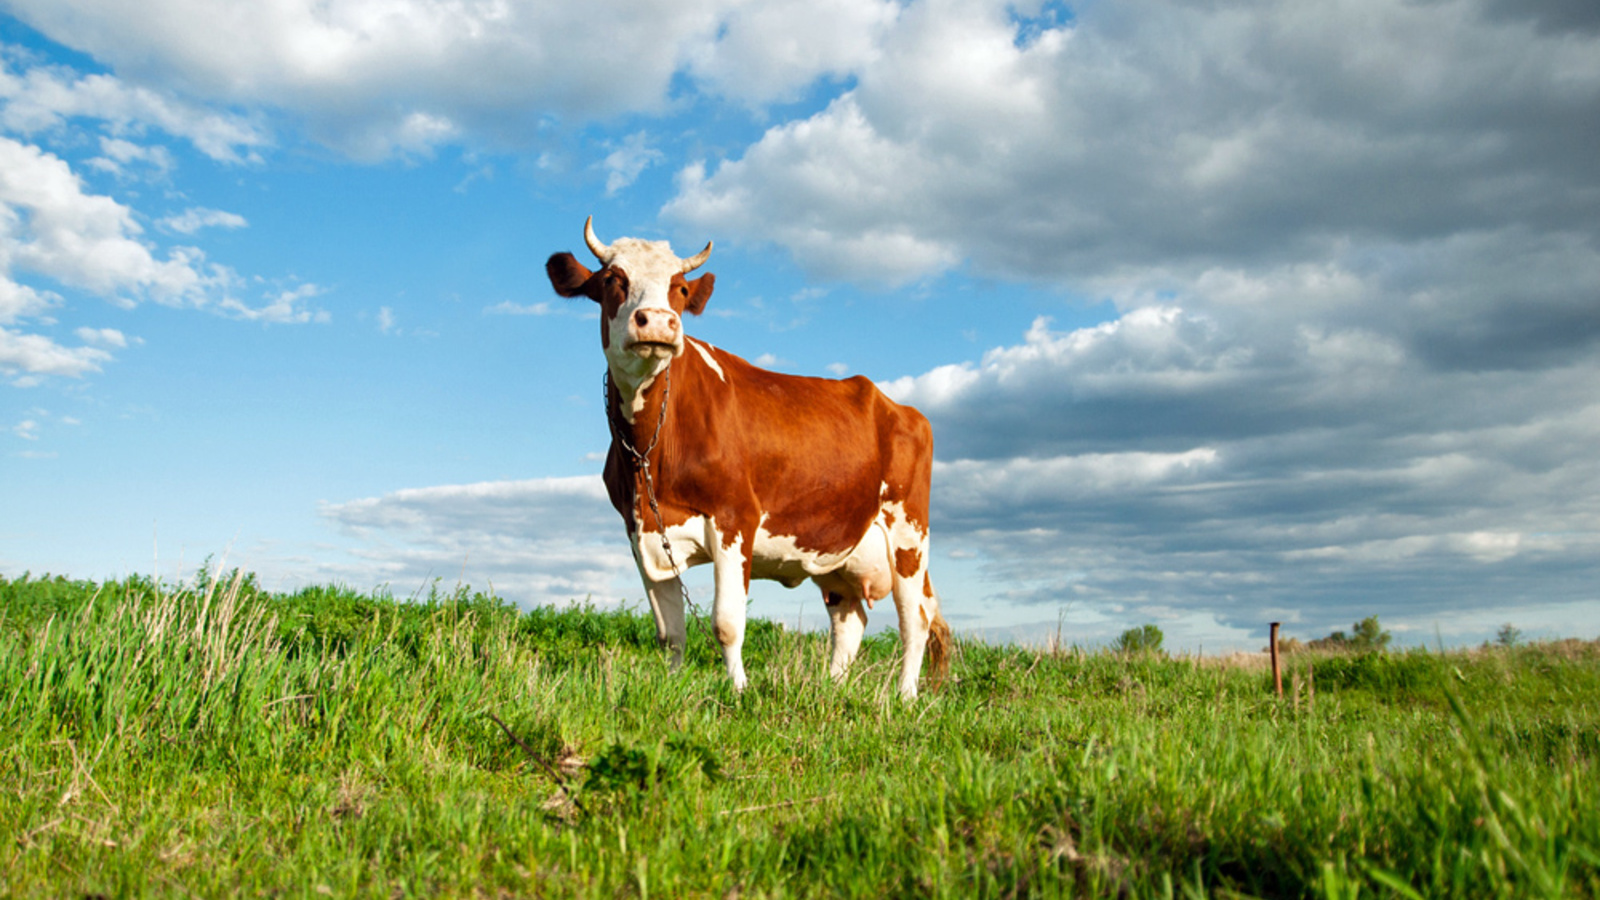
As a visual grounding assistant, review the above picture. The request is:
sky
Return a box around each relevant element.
[1,0,1597,653]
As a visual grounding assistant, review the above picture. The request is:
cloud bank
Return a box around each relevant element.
[318,476,636,608]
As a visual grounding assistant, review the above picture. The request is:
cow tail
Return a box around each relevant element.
[924,599,954,690]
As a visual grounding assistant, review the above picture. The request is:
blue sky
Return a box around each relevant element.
[3,0,1598,652]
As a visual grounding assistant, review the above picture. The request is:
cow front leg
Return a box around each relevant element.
[824,590,868,680]
[643,574,687,669]
[709,530,752,692]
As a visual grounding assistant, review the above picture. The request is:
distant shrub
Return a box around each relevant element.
[1312,649,1443,692]
[1113,623,1164,655]
[1495,623,1523,647]
[1274,636,1306,653]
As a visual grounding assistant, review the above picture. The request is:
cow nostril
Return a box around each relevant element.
[634,311,649,328]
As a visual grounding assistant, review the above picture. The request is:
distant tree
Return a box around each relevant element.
[1349,615,1391,651]
[1495,623,1522,647]
[1113,624,1164,655]
[1306,616,1391,652]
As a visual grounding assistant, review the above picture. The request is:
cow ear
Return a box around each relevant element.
[547,252,596,299]
[683,272,714,316]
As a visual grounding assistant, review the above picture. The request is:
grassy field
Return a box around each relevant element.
[2,570,1597,898]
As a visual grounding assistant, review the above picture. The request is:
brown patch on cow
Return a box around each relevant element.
[923,572,934,598]
[894,547,922,579]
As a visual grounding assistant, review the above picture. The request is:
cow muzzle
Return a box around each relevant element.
[624,308,682,359]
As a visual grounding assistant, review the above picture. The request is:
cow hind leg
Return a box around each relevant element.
[890,543,949,700]
[824,590,868,680]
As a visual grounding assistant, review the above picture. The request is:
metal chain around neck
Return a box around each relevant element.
[604,367,715,653]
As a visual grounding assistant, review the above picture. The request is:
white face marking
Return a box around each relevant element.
[603,237,691,410]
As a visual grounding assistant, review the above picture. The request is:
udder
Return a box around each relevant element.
[813,522,893,608]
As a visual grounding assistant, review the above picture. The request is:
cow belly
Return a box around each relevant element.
[754,521,894,604]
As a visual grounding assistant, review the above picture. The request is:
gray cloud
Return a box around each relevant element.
[893,301,1600,639]
[668,0,1600,284]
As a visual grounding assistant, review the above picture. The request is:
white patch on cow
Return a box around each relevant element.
[877,492,929,554]
[632,513,711,583]
[689,337,725,382]
[753,514,901,607]
[751,523,856,587]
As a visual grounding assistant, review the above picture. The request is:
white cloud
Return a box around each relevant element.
[0,135,268,378]
[602,132,663,196]
[219,282,328,324]
[377,306,396,335]
[0,136,220,305]
[73,326,128,347]
[484,300,553,316]
[12,418,40,439]
[320,475,638,608]
[85,136,175,179]
[0,327,112,381]
[160,207,248,235]
[0,56,269,163]
[669,110,962,287]
[1,0,920,160]
[684,0,900,103]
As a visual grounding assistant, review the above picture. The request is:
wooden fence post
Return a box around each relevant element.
[1270,621,1283,698]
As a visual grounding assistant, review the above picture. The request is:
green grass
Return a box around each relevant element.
[2,571,1597,898]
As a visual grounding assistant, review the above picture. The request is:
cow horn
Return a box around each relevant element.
[680,240,713,274]
[584,216,611,263]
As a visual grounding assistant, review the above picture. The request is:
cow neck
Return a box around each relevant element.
[605,364,672,476]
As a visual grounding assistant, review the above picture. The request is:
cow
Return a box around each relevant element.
[546,217,951,699]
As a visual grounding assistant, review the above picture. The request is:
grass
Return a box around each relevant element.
[1,570,1597,898]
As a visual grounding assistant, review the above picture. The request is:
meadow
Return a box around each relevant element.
[1,570,1596,898]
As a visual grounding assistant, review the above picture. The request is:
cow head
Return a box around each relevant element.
[547,217,715,405]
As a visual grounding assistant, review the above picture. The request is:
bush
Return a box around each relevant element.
[1113,623,1164,655]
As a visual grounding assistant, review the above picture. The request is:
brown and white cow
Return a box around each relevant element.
[547,217,951,698]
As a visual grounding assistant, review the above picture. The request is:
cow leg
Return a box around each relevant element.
[890,540,936,700]
[824,590,868,679]
[643,574,687,668]
[709,530,752,691]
